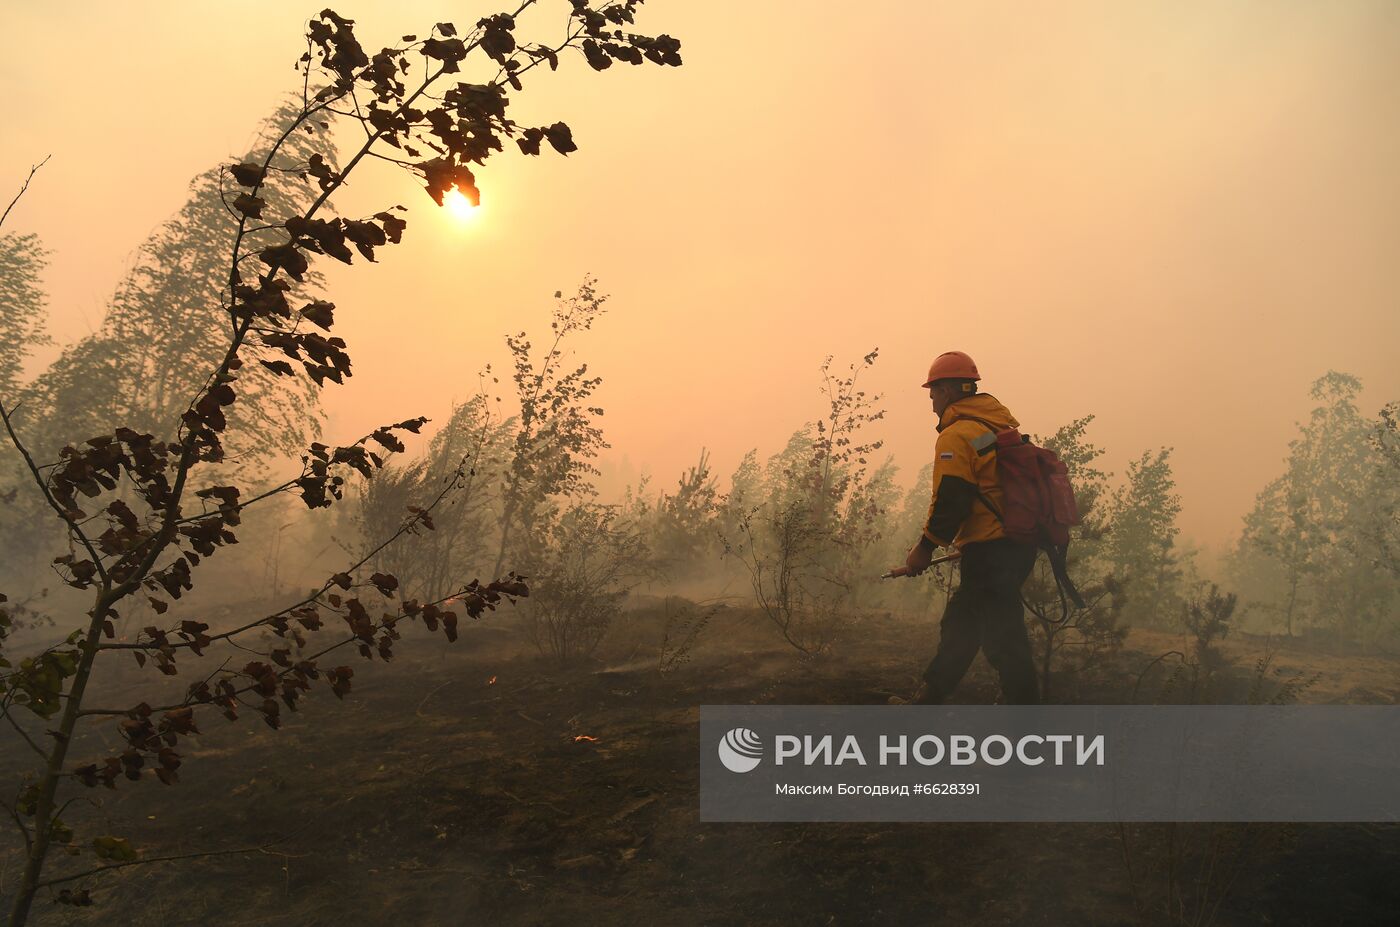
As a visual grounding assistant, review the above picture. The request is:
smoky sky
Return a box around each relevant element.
[3,1,1398,547]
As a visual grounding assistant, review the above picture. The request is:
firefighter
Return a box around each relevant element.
[888,351,1041,705]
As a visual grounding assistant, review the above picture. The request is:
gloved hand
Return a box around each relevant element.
[884,541,959,578]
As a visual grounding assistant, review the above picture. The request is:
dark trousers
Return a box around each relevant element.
[923,538,1040,704]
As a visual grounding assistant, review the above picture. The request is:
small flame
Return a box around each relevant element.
[487,675,498,686]
[573,735,598,743]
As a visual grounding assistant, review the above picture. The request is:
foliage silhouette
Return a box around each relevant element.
[0,4,681,921]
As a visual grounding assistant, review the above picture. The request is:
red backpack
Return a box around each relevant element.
[967,420,1086,608]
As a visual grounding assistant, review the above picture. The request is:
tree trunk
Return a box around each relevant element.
[1284,569,1299,638]
[9,591,110,926]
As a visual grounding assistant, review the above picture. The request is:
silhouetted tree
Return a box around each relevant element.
[527,501,654,663]
[0,232,49,401]
[722,350,889,655]
[16,101,331,475]
[1023,415,1126,700]
[356,388,514,599]
[0,6,681,921]
[1233,372,1398,638]
[1104,447,1183,626]
[1369,402,1400,580]
[492,279,610,577]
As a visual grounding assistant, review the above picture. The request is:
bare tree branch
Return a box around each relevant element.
[1,700,49,762]
[0,154,50,231]
[97,461,465,654]
[1,795,33,852]
[35,839,287,889]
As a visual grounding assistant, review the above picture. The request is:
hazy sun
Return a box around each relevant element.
[442,186,479,221]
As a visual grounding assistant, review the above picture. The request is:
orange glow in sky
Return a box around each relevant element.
[3,1,1399,548]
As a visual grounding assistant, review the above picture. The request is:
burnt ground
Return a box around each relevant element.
[2,606,1399,926]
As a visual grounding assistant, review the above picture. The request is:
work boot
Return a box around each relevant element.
[887,682,937,705]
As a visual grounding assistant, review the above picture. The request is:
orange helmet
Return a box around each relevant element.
[922,351,980,388]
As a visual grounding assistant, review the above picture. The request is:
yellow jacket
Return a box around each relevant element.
[922,393,1017,548]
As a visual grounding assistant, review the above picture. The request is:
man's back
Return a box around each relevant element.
[928,392,1019,548]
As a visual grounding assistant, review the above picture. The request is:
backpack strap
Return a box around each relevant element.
[973,486,1005,524]
[956,418,1006,520]
[1045,543,1087,609]
[958,416,1003,447]
[957,415,1003,432]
